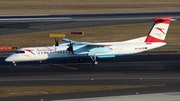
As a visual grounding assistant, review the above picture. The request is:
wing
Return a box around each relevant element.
[61,38,111,47]
[61,38,112,55]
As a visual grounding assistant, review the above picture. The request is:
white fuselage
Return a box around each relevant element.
[5,42,166,62]
[5,16,173,65]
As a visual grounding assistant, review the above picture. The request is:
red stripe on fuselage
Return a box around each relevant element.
[145,35,164,42]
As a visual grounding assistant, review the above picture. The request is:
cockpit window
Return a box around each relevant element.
[15,51,25,54]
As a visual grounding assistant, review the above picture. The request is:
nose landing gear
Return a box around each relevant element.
[12,62,16,66]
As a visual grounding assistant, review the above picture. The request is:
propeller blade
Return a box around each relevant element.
[54,37,59,46]
[67,39,74,54]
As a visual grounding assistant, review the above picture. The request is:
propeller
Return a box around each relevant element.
[54,37,59,46]
[67,40,74,54]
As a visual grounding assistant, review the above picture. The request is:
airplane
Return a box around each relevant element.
[5,17,175,66]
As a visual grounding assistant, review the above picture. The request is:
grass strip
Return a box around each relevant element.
[0,84,166,98]
[0,0,180,14]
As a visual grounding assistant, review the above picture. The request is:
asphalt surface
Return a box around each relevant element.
[0,12,180,36]
[0,12,180,21]
[0,12,180,101]
[0,51,180,101]
[1,51,180,74]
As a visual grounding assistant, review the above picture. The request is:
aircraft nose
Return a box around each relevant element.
[5,56,14,62]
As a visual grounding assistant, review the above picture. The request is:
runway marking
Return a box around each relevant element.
[44,62,77,71]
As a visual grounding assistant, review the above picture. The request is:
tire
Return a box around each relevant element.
[93,61,98,65]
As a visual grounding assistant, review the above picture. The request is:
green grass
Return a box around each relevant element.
[0,84,166,98]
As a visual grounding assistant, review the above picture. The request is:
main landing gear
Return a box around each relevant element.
[90,55,98,65]
[93,61,98,65]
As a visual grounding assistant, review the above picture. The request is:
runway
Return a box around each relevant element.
[1,51,180,101]
[0,51,180,83]
[1,53,180,101]
[0,51,180,101]
[1,51,180,74]
[0,12,180,101]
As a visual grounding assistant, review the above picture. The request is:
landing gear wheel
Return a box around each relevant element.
[90,55,98,65]
[93,61,98,65]
[12,62,16,66]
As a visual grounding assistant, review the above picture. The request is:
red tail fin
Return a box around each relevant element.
[145,17,172,42]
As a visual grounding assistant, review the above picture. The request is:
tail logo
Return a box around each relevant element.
[156,27,165,34]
